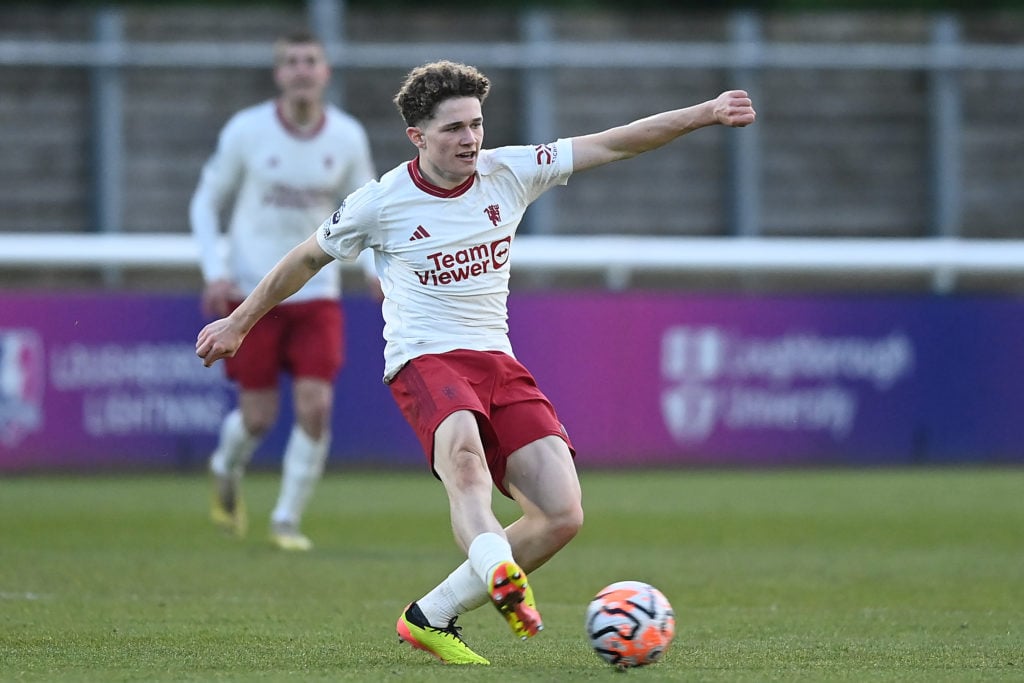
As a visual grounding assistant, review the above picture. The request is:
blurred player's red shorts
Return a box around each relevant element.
[225,299,343,389]
[388,349,574,498]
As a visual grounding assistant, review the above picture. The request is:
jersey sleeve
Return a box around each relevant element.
[484,138,574,205]
[541,137,575,191]
[189,114,247,282]
[316,182,380,262]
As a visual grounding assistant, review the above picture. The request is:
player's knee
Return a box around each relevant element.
[242,412,275,437]
[296,409,331,440]
[546,502,584,547]
[294,381,333,432]
[440,448,491,493]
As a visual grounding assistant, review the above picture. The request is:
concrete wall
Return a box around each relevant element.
[1,6,1023,291]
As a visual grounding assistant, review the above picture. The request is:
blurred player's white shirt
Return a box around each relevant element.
[191,99,375,302]
[317,139,574,381]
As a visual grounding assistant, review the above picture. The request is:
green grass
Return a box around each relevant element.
[1,468,1022,681]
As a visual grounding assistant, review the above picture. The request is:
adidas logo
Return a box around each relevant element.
[409,225,431,241]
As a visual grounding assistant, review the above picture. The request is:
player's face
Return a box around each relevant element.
[410,97,484,189]
[273,43,330,104]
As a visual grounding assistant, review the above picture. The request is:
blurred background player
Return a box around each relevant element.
[196,59,754,662]
[189,29,377,551]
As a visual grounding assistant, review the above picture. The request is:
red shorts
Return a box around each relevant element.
[225,299,343,390]
[388,349,574,498]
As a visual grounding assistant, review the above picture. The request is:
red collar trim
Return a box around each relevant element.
[407,157,475,198]
[275,100,326,139]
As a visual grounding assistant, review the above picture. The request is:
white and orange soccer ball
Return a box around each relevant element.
[584,580,676,669]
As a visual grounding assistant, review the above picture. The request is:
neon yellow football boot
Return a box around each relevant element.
[396,602,490,665]
[269,521,313,552]
[209,473,247,538]
[488,561,543,639]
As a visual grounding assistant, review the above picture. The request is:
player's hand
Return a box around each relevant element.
[195,318,244,368]
[713,90,756,128]
[201,279,244,318]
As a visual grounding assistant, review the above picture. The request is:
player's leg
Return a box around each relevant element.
[390,353,531,659]
[396,410,502,663]
[413,433,581,615]
[269,377,333,551]
[431,410,505,551]
[209,388,278,537]
[210,308,283,537]
[401,437,580,648]
[270,300,343,551]
[490,435,583,637]
[430,435,582,640]
[411,440,579,644]
[433,410,559,639]
[477,362,582,637]
[502,434,584,572]
[433,410,537,604]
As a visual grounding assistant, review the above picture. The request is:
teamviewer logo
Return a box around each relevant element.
[0,329,44,446]
[490,236,511,269]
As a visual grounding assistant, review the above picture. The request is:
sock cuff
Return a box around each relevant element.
[467,532,513,584]
[282,425,330,475]
[210,408,260,476]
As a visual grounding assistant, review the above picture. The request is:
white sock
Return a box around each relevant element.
[467,532,514,586]
[417,561,490,626]
[271,426,329,526]
[209,409,260,479]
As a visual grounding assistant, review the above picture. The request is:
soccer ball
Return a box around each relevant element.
[584,580,675,669]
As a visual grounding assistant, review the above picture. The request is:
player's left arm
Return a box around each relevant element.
[570,90,755,173]
[196,233,334,367]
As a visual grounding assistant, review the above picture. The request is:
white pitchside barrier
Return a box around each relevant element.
[3,233,1024,290]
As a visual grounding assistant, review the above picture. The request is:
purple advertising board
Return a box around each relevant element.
[1,291,1022,472]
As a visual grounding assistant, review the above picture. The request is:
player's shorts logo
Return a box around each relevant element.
[0,329,45,446]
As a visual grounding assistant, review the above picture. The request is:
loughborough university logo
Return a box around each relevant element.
[660,326,724,442]
[0,329,44,446]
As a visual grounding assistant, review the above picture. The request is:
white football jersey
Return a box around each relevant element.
[317,139,574,381]
[191,100,375,302]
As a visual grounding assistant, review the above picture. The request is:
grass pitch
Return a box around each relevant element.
[1,467,1021,681]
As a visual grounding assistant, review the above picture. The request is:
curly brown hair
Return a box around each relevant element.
[393,61,491,127]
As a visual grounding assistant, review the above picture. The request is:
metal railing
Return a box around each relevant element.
[3,232,1024,292]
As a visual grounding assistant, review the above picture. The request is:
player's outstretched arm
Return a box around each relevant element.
[570,90,755,173]
[195,232,334,367]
